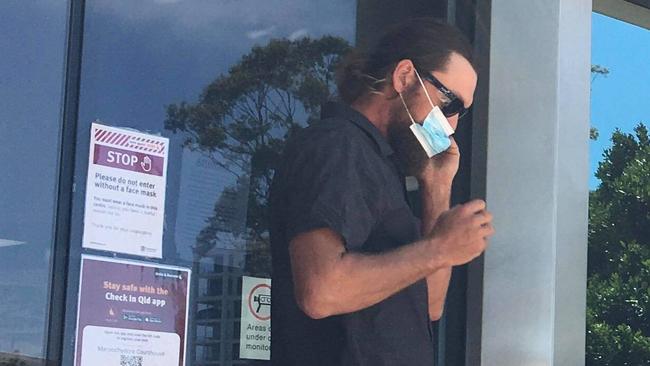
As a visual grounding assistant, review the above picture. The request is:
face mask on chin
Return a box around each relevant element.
[398,69,455,158]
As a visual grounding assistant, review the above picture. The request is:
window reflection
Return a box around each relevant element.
[74,1,355,364]
[0,1,67,364]
[165,36,351,364]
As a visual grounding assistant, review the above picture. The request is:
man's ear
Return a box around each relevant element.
[391,59,415,94]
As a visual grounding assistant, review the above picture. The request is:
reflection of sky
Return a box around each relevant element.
[79,0,356,129]
[0,0,68,358]
[590,13,650,190]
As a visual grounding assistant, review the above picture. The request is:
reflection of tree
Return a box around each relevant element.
[0,359,26,366]
[193,174,250,251]
[165,36,351,276]
[0,354,30,366]
[169,37,350,364]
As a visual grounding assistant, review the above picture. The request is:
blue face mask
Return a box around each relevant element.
[399,69,455,157]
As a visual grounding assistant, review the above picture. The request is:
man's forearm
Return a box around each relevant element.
[291,229,449,319]
[420,178,452,235]
[420,178,454,320]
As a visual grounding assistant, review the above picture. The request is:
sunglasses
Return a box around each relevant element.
[417,70,470,119]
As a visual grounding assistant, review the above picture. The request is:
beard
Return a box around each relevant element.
[387,117,430,178]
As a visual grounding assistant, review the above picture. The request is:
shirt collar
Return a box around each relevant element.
[320,101,394,157]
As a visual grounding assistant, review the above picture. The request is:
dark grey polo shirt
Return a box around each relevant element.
[269,102,434,366]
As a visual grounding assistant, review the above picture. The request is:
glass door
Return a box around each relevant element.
[61,1,356,365]
[0,1,69,365]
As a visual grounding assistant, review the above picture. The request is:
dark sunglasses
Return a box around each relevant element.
[417,70,470,119]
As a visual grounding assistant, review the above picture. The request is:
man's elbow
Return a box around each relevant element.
[429,304,445,321]
[429,311,443,321]
[294,269,347,319]
[295,289,334,319]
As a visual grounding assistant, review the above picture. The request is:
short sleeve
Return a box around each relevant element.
[283,131,381,250]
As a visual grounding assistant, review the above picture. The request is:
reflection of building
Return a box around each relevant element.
[192,251,247,365]
[175,142,256,364]
[189,231,271,365]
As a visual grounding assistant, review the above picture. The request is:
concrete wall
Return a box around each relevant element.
[476,0,591,365]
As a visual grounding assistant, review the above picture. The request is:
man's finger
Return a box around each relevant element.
[474,211,493,226]
[464,199,486,213]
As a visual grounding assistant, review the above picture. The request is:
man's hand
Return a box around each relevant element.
[426,199,494,268]
[416,136,460,184]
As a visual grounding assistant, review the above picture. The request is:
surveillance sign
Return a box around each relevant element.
[82,122,169,258]
[239,276,271,360]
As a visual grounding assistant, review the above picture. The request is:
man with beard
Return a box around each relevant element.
[268,19,494,366]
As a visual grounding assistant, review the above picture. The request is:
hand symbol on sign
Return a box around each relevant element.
[141,156,152,172]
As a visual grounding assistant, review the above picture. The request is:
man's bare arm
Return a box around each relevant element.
[420,179,453,321]
[289,228,444,319]
[289,199,492,320]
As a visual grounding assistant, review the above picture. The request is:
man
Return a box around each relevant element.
[268,19,494,365]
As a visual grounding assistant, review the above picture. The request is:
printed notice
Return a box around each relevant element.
[74,255,190,366]
[82,122,169,258]
[239,276,271,360]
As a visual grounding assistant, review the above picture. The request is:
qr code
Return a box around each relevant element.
[120,355,143,366]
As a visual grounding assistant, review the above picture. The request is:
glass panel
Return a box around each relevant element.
[66,1,355,365]
[0,1,68,364]
[587,12,650,364]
